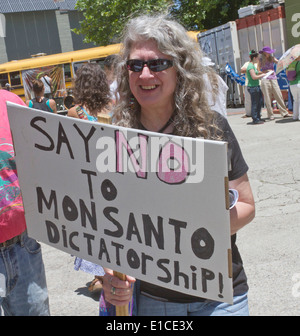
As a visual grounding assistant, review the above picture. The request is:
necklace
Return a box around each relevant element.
[139,116,173,134]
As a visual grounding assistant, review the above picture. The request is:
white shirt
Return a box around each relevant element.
[41,76,51,94]
[203,73,229,118]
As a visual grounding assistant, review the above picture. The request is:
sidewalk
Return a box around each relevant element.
[227,108,300,316]
[42,108,300,316]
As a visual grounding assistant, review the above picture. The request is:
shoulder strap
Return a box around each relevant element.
[43,76,51,87]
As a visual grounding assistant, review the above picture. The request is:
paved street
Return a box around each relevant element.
[42,108,300,316]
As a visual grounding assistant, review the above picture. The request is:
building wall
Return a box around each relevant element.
[56,10,95,52]
[56,10,73,52]
[0,9,97,63]
[5,11,62,61]
[0,36,7,64]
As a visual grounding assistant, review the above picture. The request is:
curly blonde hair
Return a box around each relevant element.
[112,14,221,139]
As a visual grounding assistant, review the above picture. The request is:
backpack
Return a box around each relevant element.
[286,61,299,81]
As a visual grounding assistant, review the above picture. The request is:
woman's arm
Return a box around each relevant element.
[240,62,248,74]
[67,105,79,118]
[229,173,255,235]
[49,99,57,113]
[249,68,265,81]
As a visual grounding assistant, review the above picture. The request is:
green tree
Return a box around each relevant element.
[75,0,260,45]
[74,0,172,45]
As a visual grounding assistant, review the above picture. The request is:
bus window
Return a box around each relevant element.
[0,73,8,88]
[73,61,89,75]
[10,71,21,86]
[64,63,72,82]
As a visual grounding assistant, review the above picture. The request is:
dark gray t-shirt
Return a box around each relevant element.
[140,113,249,303]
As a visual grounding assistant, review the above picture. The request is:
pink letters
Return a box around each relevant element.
[115,130,189,184]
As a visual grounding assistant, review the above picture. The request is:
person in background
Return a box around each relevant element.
[40,72,53,99]
[202,57,229,118]
[241,54,260,118]
[67,63,111,292]
[68,63,110,121]
[286,56,300,121]
[103,54,120,105]
[258,46,290,120]
[100,14,256,316]
[26,79,57,113]
[246,50,266,125]
[0,89,50,316]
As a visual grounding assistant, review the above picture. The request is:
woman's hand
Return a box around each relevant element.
[102,269,136,306]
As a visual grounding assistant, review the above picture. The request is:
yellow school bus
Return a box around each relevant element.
[0,31,199,101]
[0,43,121,101]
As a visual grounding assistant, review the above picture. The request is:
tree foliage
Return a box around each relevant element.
[74,0,172,45]
[171,0,260,30]
[74,0,260,46]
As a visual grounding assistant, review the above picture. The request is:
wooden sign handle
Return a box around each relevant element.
[98,113,129,316]
[113,271,129,316]
[98,113,112,124]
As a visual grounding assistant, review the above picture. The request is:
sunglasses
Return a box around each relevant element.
[126,59,173,72]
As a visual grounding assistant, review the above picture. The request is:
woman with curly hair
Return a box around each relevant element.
[68,62,111,292]
[113,19,219,138]
[67,62,111,121]
[100,14,256,316]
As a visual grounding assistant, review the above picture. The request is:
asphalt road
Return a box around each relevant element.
[41,108,300,316]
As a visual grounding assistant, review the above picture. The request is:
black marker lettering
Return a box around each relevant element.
[30,117,55,151]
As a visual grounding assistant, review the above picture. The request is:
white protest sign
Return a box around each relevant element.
[7,102,233,304]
